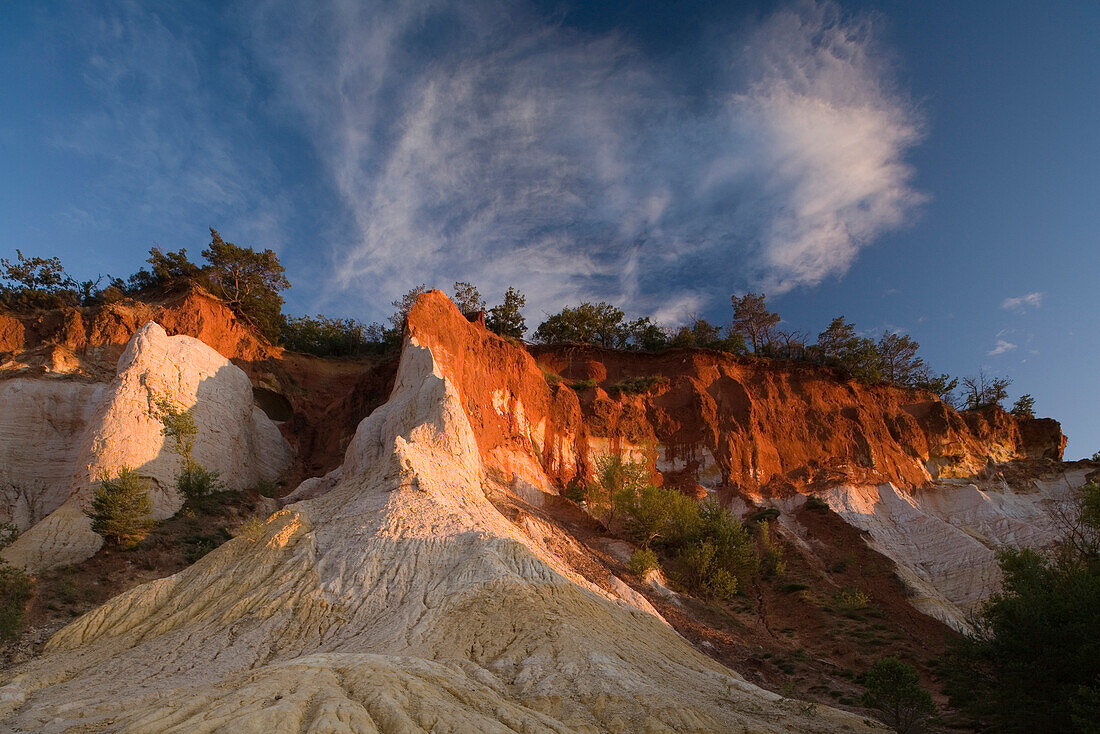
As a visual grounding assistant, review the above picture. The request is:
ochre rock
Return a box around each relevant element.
[0,296,875,733]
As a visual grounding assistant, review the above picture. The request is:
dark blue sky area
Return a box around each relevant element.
[1,1,1097,456]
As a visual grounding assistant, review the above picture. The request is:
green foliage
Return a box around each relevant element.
[389,284,428,331]
[860,657,936,733]
[0,249,79,310]
[0,522,33,640]
[452,281,485,316]
[730,292,780,354]
[562,478,586,503]
[1011,393,1036,419]
[0,562,33,641]
[623,317,668,351]
[127,247,202,293]
[202,228,290,342]
[535,302,627,348]
[962,370,1013,410]
[85,468,155,548]
[608,375,669,395]
[281,314,389,356]
[486,287,527,338]
[584,454,650,525]
[669,318,746,354]
[915,372,959,407]
[815,316,883,384]
[943,480,1100,733]
[877,332,926,386]
[150,393,222,506]
[834,587,871,613]
[568,379,598,391]
[747,507,780,524]
[804,495,829,513]
[176,461,222,503]
[758,520,787,578]
[629,547,660,576]
[150,394,198,464]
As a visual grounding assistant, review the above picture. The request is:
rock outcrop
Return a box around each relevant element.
[531,345,1065,493]
[3,322,292,570]
[0,295,873,733]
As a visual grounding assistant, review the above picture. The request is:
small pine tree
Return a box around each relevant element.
[862,657,936,733]
[1011,393,1036,419]
[0,522,33,640]
[486,287,528,338]
[85,468,154,549]
[150,393,221,504]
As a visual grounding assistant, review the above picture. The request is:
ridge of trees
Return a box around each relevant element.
[1,244,1030,411]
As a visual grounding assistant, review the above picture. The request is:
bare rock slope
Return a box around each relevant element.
[3,322,291,570]
[0,296,874,733]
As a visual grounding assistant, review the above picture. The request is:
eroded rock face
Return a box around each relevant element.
[532,345,1065,493]
[0,297,873,733]
[2,322,292,570]
[0,378,105,530]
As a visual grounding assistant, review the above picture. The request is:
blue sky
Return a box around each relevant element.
[1,1,1097,457]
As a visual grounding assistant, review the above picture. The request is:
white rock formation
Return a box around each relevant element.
[0,378,105,530]
[822,469,1087,630]
[3,322,292,570]
[0,337,875,733]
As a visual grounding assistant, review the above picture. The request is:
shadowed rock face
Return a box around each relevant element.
[0,295,875,733]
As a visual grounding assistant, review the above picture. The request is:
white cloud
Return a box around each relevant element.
[251,0,923,320]
[988,339,1017,356]
[1000,292,1043,311]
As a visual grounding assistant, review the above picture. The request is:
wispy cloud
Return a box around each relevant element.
[251,0,923,319]
[988,339,1017,356]
[1001,292,1043,311]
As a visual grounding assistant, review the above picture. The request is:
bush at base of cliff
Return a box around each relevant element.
[629,548,660,576]
[0,522,33,641]
[943,480,1100,733]
[860,657,936,734]
[85,468,155,549]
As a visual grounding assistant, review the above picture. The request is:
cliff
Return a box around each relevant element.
[0,291,875,733]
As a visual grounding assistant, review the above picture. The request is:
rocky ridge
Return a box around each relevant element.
[0,295,875,733]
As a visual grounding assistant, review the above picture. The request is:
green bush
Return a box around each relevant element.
[85,468,155,549]
[834,587,871,613]
[568,379,598,391]
[804,496,829,513]
[177,461,223,503]
[608,375,669,395]
[943,481,1100,733]
[0,563,34,640]
[861,657,936,733]
[629,547,660,576]
[759,520,787,578]
[281,314,388,356]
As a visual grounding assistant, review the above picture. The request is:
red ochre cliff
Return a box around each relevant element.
[2,287,1064,498]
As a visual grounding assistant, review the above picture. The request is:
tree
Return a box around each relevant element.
[390,284,428,331]
[452,281,485,316]
[877,332,926,386]
[85,468,155,548]
[624,317,669,351]
[669,318,746,354]
[0,523,32,640]
[861,657,936,733]
[1011,394,1036,419]
[280,314,384,356]
[486,287,527,339]
[534,302,627,348]
[202,228,290,341]
[815,316,883,384]
[943,480,1100,733]
[962,370,1012,410]
[150,394,220,503]
[915,371,959,407]
[730,293,780,353]
[0,249,78,310]
[127,247,201,292]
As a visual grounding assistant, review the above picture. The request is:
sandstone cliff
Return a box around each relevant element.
[2,322,292,570]
[0,294,875,733]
